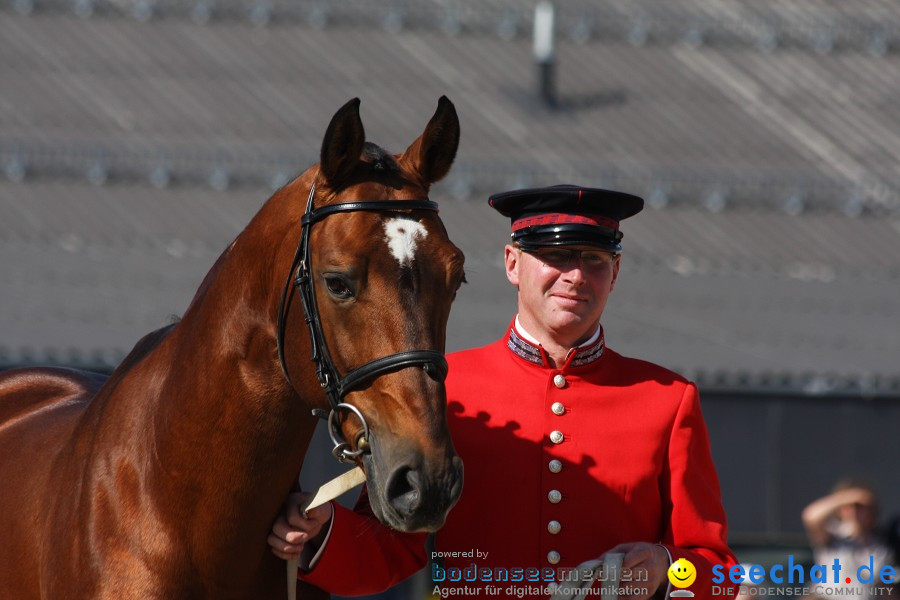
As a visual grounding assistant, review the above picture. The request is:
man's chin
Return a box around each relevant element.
[548,314,599,339]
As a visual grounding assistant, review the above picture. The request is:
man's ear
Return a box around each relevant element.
[505,245,520,286]
[609,255,622,291]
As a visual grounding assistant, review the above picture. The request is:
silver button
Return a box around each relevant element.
[553,374,566,388]
[548,459,563,473]
[551,402,565,416]
[550,430,564,444]
[548,489,562,503]
[548,520,562,534]
[547,550,561,565]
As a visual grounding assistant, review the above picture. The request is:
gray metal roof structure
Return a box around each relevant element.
[2,1,900,397]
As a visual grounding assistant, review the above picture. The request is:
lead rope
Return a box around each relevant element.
[287,467,367,600]
[548,552,624,600]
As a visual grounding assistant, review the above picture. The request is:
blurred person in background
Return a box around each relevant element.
[802,479,897,599]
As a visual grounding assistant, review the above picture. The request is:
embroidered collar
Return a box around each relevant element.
[506,319,605,368]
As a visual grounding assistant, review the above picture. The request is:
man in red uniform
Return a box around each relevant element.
[270,185,737,599]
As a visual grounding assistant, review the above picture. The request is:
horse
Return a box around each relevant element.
[0,96,466,599]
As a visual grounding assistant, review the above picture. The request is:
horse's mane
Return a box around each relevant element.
[108,322,177,380]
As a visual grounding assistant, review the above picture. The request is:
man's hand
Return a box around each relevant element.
[602,542,670,600]
[268,492,334,562]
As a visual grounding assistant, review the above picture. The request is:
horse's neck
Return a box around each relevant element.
[94,203,318,582]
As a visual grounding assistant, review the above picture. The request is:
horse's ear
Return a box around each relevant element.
[403,96,460,185]
[320,98,366,185]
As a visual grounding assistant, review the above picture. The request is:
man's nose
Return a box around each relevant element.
[560,258,587,282]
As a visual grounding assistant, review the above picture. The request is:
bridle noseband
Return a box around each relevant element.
[276,182,449,462]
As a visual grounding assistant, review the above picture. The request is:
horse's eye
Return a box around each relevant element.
[323,275,354,300]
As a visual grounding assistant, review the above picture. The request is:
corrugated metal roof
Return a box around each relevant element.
[2,4,900,394]
[10,0,900,51]
[3,8,900,210]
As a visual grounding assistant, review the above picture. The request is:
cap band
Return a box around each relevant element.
[512,212,619,232]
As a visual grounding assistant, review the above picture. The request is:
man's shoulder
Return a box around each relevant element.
[447,339,507,369]
[603,347,694,388]
[600,349,701,415]
[445,337,524,392]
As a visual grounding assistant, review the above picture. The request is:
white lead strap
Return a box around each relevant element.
[287,467,367,600]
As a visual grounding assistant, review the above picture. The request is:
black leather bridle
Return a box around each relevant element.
[276,181,449,462]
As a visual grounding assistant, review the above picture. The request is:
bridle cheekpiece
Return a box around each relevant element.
[276,180,449,462]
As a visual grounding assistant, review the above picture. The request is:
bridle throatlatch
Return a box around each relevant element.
[275,181,449,462]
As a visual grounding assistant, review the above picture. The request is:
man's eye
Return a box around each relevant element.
[541,250,570,263]
[324,276,353,299]
[581,252,609,265]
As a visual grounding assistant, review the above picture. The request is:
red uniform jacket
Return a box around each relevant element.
[301,322,737,598]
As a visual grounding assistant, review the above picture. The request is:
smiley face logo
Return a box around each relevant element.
[667,558,697,588]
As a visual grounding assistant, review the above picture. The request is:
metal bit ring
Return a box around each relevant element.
[327,403,371,461]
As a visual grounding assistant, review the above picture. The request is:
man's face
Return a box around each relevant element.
[838,501,878,535]
[505,244,620,347]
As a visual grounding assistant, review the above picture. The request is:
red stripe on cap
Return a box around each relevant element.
[512,213,619,231]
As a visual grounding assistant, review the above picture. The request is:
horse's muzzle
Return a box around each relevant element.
[367,451,464,532]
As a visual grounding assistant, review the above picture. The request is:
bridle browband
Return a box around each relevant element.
[276,181,448,462]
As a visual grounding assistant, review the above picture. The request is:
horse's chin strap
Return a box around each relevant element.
[275,180,449,462]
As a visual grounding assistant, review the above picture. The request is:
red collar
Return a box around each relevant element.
[506,323,605,368]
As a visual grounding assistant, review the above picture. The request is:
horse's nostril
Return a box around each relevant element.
[386,466,422,517]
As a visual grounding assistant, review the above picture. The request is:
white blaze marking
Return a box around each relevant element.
[383,218,428,267]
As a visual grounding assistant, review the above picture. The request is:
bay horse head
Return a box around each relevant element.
[275,97,465,532]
